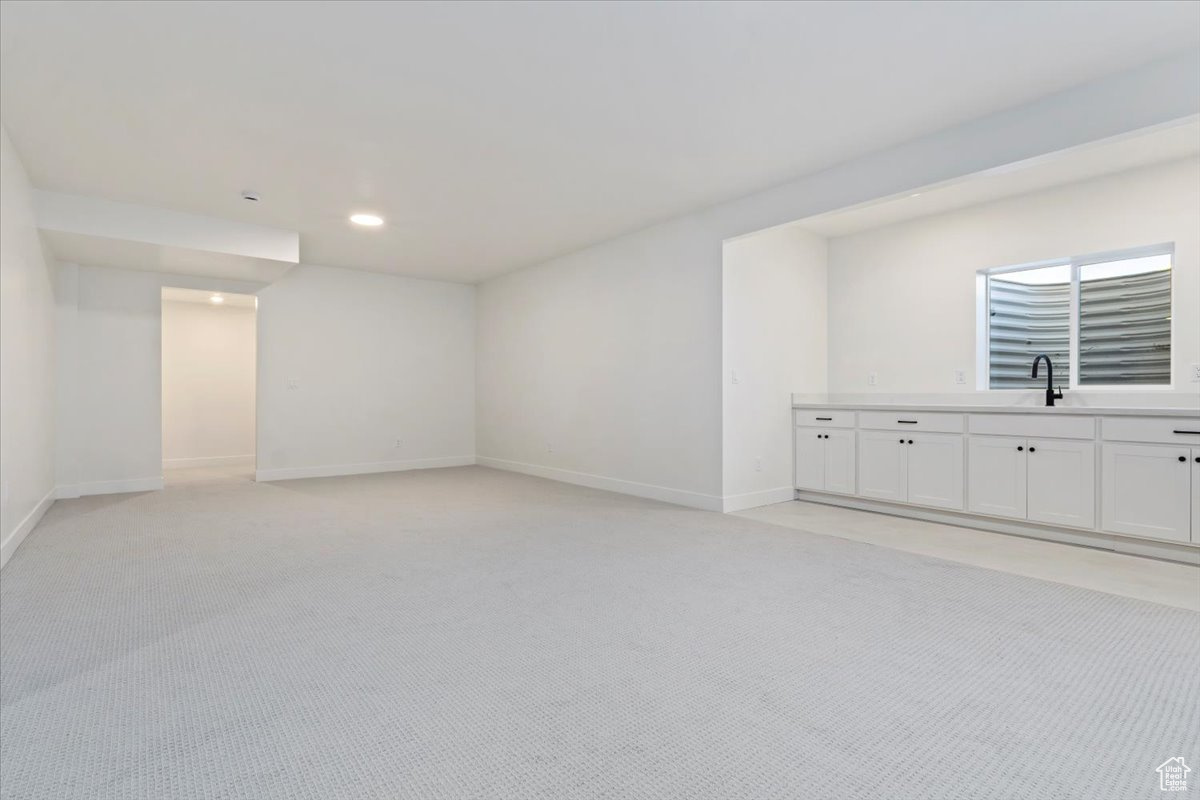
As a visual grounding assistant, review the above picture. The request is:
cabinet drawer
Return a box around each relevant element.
[1102,416,1200,445]
[968,414,1095,440]
[794,409,855,428]
[858,410,964,434]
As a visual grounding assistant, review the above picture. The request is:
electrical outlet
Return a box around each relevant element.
[868,372,878,386]
[754,457,762,473]
[546,442,553,453]
[394,438,403,449]
[1191,363,1200,382]
[954,369,966,385]
[287,379,299,390]
[731,370,740,385]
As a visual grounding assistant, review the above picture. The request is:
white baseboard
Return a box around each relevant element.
[163,454,255,469]
[477,456,723,511]
[722,487,795,513]
[0,488,56,569]
[794,490,1200,566]
[56,477,165,499]
[255,455,476,483]
[1110,537,1200,564]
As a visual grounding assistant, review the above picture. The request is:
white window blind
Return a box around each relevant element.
[987,273,1070,389]
[982,247,1172,389]
[1078,261,1172,385]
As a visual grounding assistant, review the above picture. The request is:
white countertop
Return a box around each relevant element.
[791,402,1200,418]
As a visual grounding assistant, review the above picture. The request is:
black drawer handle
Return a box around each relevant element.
[1174,430,1200,435]
[815,417,833,421]
[897,420,918,424]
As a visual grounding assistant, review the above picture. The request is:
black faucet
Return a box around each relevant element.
[1031,354,1063,407]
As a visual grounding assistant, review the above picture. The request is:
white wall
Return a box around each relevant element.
[56,265,261,496]
[56,263,475,490]
[161,299,256,467]
[475,52,1200,508]
[722,224,827,510]
[477,217,725,507]
[826,157,1200,406]
[255,264,475,480]
[0,126,56,567]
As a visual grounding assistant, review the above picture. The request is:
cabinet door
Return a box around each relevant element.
[1192,449,1200,544]
[967,436,1027,519]
[823,430,856,495]
[857,431,906,502]
[1026,439,1095,529]
[906,433,964,511]
[1101,443,1191,542]
[794,427,825,491]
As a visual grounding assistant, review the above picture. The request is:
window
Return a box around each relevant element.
[982,245,1173,389]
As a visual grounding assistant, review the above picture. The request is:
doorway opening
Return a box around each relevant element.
[161,287,258,486]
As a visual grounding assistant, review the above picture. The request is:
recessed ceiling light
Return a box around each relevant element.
[909,192,923,198]
[350,213,384,227]
[210,294,224,304]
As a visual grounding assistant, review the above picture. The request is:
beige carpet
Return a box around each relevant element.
[1,466,1197,799]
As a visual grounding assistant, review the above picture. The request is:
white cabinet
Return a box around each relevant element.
[969,436,1095,528]
[793,404,1200,555]
[794,427,855,495]
[856,431,963,510]
[1192,449,1200,543]
[906,433,964,510]
[1026,439,1095,529]
[823,430,856,495]
[968,437,1027,519]
[1101,443,1192,543]
[794,427,825,491]
[857,431,905,502]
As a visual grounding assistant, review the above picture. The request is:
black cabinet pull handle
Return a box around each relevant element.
[1029,447,1036,453]
[1195,457,1199,463]
[1017,446,1024,452]
[1174,430,1200,435]
[816,417,832,421]
[897,420,918,424]
[907,439,914,445]
[1179,456,1187,462]
[898,438,904,444]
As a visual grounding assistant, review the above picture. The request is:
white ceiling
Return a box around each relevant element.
[3,1,1198,283]
[41,230,295,284]
[798,119,1200,237]
[162,286,257,309]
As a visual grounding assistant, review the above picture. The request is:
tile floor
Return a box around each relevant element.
[736,499,1200,611]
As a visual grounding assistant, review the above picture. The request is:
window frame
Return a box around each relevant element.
[976,242,1175,391]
